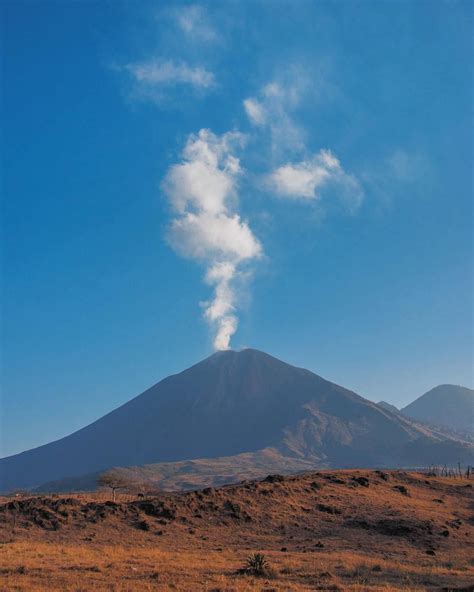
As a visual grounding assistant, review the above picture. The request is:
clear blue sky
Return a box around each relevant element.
[2,0,472,457]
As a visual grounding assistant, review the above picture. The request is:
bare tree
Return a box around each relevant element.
[98,470,131,501]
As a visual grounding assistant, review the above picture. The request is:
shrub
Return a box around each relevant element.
[393,485,409,496]
[136,519,150,531]
[244,552,270,576]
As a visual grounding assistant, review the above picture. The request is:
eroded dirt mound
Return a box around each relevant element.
[1,470,472,549]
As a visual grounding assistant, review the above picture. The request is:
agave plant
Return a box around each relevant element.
[244,552,269,576]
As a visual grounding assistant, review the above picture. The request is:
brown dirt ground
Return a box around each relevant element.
[0,470,473,591]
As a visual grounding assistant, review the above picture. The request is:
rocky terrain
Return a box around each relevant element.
[1,469,473,591]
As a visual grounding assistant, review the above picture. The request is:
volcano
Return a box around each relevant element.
[1,349,471,492]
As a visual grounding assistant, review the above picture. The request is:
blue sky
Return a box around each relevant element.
[2,0,472,457]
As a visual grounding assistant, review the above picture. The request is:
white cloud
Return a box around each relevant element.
[174,5,217,42]
[243,80,306,157]
[126,59,214,91]
[162,129,262,350]
[268,149,363,210]
[243,98,266,126]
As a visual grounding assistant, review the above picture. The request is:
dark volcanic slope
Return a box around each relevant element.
[1,350,472,492]
[402,384,474,434]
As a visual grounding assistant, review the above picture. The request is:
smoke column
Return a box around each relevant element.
[162,129,261,349]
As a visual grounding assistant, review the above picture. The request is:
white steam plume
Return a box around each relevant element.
[162,129,262,350]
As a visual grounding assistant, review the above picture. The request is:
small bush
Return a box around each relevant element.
[136,519,150,531]
[316,503,341,515]
[352,565,370,585]
[243,552,270,576]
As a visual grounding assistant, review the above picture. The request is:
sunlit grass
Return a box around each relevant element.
[1,471,472,591]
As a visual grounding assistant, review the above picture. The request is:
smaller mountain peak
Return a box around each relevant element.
[377,401,399,414]
[430,384,471,391]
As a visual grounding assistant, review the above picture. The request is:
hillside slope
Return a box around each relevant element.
[35,448,323,493]
[1,470,473,591]
[1,350,472,492]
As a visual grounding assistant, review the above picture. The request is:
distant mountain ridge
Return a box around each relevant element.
[1,349,472,492]
[401,384,473,435]
[377,401,400,414]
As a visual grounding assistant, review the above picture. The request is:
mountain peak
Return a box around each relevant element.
[201,348,290,370]
[208,347,271,357]
[401,384,473,433]
[1,351,472,493]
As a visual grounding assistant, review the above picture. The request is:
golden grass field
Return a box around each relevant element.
[0,470,473,591]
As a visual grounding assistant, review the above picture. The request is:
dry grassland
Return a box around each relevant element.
[0,470,472,591]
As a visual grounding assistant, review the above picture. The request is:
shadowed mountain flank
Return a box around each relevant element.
[1,350,472,492]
